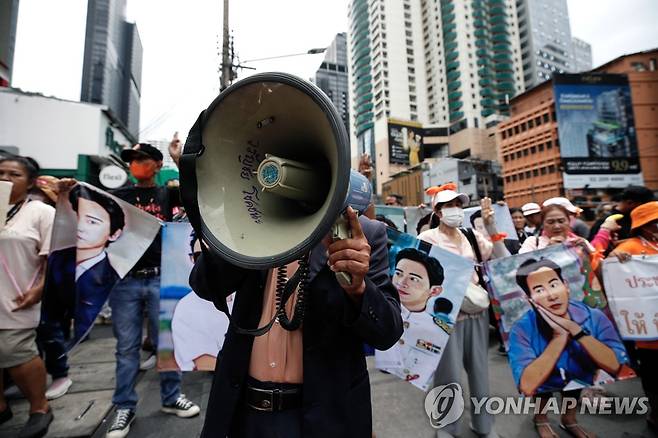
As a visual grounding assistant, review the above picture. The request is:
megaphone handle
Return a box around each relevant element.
[331,214,353,287]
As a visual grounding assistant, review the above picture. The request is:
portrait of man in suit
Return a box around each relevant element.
[46,185,125,344]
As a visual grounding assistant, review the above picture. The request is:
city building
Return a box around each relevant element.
[517,0,582,89]
[347,0,524,194]
[381,157,503,207]
[571,37,593,72]
[0,0,19,87]
[314,32,350,133]
[81,0,143,139]
[0,87,134,186]
[497,49,658,208]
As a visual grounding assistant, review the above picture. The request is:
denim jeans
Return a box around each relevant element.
[37,308,69,379]
[109,275,181,411]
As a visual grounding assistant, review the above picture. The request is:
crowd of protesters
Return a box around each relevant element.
[2,140,658,438]
[378,183,656,438]
[0,140,200,438]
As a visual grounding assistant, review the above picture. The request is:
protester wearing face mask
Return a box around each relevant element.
[418,183,498,438]
[105,138,200,438]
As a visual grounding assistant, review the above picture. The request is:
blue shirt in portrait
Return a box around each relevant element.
[508,300,628,394]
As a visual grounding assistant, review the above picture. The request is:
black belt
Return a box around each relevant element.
[245,384,302,412]
[130,267,160,278]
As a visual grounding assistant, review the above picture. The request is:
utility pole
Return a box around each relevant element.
[220,0,231,90]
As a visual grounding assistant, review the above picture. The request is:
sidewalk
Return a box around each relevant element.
[1,325,655,438]
[0,325,207,438]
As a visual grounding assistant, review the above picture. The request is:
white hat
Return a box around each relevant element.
[521,202,541,216]
[542,197,581,214]
[426,183,469,208]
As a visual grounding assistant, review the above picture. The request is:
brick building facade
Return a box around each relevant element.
[498,49,658,207]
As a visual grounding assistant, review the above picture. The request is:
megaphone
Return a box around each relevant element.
[179,73,371,281]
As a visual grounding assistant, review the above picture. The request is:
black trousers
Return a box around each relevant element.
[232,378,302,438]
[637,348,658,403]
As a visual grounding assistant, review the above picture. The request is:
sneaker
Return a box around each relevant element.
[139,354,156,371]
[0,405,12,425]
[18,408,53,438]
[161,395,200,418]
[106,409,135,438]
[46,377,73,400]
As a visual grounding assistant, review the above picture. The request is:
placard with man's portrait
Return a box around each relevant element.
[375,228,473,391]
[485,244,635,395]
[43,182,161,351]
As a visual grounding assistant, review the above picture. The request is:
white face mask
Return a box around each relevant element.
[441,207,464,228]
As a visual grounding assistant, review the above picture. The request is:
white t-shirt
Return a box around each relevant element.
[171,291,233,370]
[0,200,55,329]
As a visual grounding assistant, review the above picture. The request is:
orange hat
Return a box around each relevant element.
[630,201,658,230]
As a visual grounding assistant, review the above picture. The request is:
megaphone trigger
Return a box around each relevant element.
[331,213,354,287]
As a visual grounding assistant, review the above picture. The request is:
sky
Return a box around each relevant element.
[11,0,658,143]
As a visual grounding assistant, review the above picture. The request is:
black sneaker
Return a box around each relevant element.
[18,408,53,438]
[0,405,12,425]
[106,408,135,438]
[161,395,200,418]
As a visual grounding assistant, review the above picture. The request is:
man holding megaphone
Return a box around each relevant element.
[179,73,403,437]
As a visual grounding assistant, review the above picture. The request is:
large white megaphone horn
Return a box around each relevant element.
[179,72,371,286]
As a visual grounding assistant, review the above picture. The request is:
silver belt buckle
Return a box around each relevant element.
[249,387,280,412]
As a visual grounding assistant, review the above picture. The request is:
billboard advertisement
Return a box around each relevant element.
[388,119,424,166]
[553,74,643,189]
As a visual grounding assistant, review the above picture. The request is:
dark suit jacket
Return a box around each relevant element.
[190,216,403,438]
[45,247,119,342]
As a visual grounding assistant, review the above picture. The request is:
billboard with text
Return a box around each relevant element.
[553,74,643,189]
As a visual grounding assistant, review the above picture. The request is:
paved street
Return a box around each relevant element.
[1,325,655,438]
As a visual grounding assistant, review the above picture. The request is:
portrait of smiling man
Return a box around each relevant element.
[378,248,455,387]
[46,184,125,344]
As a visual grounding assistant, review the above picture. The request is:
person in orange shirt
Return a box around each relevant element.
[609,201,658,432]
